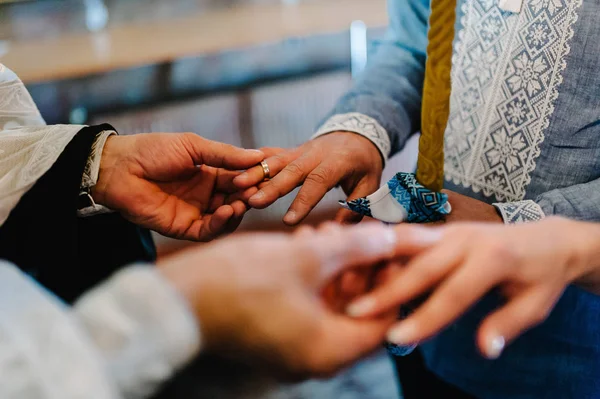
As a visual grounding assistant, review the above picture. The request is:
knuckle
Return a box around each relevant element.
[283,162,305,179]
[306,168,332,187]
[528,308,548,325]
[539,305,553,321]
[261,181,284,199]
[415,262,443,282]
[182,132,199,142]
[529,303,552,325]
[277,148,301,163]
[520,299,549,325]
[294,192,315,209]
[178,132,200,152]
[270,153,289,169]
[484,240,518,266]
[443,288,471,307]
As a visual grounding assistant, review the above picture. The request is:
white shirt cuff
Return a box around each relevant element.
[493,200,546,224]
[312,113,392,162]
[78,130,116,217]
[74,266,201,399]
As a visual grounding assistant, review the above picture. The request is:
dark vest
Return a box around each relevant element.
[0,124,156,303]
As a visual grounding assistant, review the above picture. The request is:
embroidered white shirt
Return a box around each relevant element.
[315,0,585,224]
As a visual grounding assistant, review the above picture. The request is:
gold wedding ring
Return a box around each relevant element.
[261,160,271,181]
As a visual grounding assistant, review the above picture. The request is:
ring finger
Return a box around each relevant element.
[233,148,300,188]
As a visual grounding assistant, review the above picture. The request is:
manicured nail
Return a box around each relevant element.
[250,191,265,202]
[283,210,297,224]
[347,297,376,317]
[387,321,418,345]
[485,333,505,359]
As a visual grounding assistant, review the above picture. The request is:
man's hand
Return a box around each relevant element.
[159,223,398,379]
[233,132,384,225]
[92,133,264,241]
[442,190,503,223]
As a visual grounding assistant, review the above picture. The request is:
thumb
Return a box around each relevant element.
[184,134,264,170]
[335,177,381,224]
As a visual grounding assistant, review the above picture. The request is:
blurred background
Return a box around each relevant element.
[0,1,418,397]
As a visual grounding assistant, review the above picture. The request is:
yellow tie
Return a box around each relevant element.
[415,0,457,192]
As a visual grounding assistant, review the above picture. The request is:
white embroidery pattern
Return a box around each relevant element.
[313,113,392,159]
[494,200,545,223]
[445,0,583,201]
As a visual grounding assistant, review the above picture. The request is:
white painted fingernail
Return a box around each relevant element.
[346,297,376,317]
[387,321,418,345]
[485,334,505,360]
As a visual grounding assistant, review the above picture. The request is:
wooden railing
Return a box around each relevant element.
[1,0,386,83]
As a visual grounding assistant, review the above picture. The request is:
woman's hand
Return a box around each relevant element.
[92,133,264,241]
[346,218,600,359]
[159,223,398,378]
[233,132,384,225]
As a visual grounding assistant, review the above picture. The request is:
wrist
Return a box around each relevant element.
[564,219,600,291]
[313,112,391,161]
[74,265,201,394]
[546,217,600,285]
[157,249,217,347]
[318,131,384,171]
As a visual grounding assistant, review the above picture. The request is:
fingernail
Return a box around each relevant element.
[283,210,297,224]
[485,333,505,359]
[347,297,376,317]
[387,321,418,345]
[234,174,247,182]
[249,149,264,156]
[250,191,265,202]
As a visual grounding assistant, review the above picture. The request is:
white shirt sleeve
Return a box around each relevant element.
[74,266,202,399]
[0,63,84,225]
[0,261,201,399]
[0,261,118,399]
